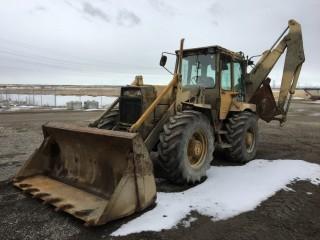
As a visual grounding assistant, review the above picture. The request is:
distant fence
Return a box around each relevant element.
[0,84,120,107]
[0,84,121,97]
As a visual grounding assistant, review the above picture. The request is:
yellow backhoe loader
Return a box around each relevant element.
[13,19,304,226]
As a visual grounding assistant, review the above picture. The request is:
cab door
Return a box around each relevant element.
[233,61,245,102]
[219,56,245,119]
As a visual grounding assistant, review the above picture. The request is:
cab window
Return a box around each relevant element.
[221,61,231,90]
[233,62,242,91]
[233,61,245,101]
[181,54,216,88]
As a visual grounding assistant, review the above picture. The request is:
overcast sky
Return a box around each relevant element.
[0,0,319,86]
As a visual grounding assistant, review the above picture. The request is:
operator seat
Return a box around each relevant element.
[199,76,214,88]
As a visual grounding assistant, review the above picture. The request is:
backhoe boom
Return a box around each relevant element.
[247,19,305,123]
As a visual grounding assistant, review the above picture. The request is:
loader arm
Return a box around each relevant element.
[247,19,305,123]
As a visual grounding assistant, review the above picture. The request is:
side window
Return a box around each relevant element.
[221,61,231,90]
[181,59,189,85]
[181,54,216,87]
[190,64,201,82]
[233,62,242,91]
[206,64,216,87]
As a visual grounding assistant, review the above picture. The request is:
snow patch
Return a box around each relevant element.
[84,108,101,111]
[283,186,295,192]
[308,100,320,104]
[112,160,320,236]
[180,216,197,228]
[310,112,320,117]
[51,107,67,110]
[7,105,39,111]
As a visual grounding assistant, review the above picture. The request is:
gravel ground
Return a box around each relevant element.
[0,101,319,240]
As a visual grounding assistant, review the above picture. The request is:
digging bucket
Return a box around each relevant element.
[13,122,156,226]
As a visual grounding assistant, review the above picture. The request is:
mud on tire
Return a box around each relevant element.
[157,110,214,184]
[224,111,258,163]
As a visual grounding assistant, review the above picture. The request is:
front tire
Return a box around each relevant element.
[157,110,214,184]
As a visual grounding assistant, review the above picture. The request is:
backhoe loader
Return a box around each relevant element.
[13,19,304,226]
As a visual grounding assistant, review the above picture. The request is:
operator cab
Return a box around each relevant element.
[176,46,247,99]
[160,46,248,102]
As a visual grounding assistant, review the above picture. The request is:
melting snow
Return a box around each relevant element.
[7,105,39,111]
[310,112,320,117]
[112,159,320,236]
[180,216,197,228]
[84,108,101,111]
[308,100,320,104]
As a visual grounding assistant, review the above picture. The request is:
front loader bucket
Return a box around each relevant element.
[13,122,156,226]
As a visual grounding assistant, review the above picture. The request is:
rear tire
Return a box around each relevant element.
[97,108,119,130]
[224,111,258,163]
[157,110,214,184]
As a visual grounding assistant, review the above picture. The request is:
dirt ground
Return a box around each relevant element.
[0,101,319,240]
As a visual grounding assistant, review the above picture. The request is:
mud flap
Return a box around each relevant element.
[13,122,156,226]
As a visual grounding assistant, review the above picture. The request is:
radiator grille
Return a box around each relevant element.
[119,97,142,124]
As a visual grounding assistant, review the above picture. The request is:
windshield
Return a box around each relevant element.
[181,54,216,88]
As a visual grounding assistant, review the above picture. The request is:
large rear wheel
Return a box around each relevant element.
[157,110,214,184]
[224,111,258,163]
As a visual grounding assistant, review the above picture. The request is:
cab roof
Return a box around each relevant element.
[176,45,244,60]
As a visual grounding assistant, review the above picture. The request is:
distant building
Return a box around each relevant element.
[66,101,82,110]
[84,100,99,109]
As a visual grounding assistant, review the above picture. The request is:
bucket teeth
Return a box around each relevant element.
[33,193,50,198]
[23,188,39,193]
[43,197,62,204]
[84,219,95,227]
[12,177,23,183]
[54,204,74,212]
[75,209,93,217]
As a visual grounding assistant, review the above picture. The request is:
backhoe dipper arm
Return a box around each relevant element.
[247,19,305,123]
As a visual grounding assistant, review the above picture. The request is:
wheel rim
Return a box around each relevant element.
[187,130,207,169]
[245,128,256,153]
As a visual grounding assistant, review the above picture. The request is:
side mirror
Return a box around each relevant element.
[248,60,254,66]
[160,55,167,67]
